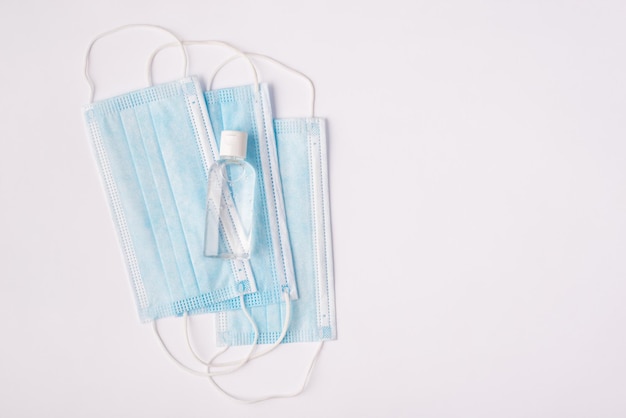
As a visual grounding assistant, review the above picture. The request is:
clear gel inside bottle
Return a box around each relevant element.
[204,130,256,259]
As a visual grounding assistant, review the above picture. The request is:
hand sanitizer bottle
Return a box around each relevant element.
[204,130,256,259]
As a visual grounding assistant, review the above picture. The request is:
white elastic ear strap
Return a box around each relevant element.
[209,52,316,118]
[208,341,325,404]
[193,293,323,404]
[153,290,293,380]
[152,295,259,377]
[84,24,188,103]
[148,43,314,116]
[147,40,260,96]
[186,291,293,367]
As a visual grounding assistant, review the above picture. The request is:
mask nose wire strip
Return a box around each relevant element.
[84,24,188,103]
[209,52,316,118]
[208,341,325,404]
[151,295,259,377]
[146,40,260,100]
[185,290,292,367]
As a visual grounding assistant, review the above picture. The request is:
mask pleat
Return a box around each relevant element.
[147,97,206,298]
[119,106,189,305]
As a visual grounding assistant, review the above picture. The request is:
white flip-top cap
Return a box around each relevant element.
[219,130,248,159]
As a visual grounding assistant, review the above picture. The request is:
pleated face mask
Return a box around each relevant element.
[216,117,337,345]
[201,83,298,312]
[145,41,300,317]
[84,75,258,321]
[145,41,299,316]
[185,53,337,347]
[82,30,297,322]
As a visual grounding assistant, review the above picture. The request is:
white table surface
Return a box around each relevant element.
[2,1,625,417]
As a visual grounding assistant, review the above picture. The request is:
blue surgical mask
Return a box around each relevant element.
[83,76,258,322]
[216,117,337,345]
[144,41,303,317]
[192,83,298,315]
[84,29,301,324]
[142,40,298,316]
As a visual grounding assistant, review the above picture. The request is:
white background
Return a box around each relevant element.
[1,0,626,417]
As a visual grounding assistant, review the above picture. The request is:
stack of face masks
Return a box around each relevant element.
[82,25,336,402]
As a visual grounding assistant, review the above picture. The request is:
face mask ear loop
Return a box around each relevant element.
[184,290,292,367]
[207,341,325,404]
[204,289,292,368]
[147,40,260,100]
[84,24,188,103]
[209,52,316,117]
[184,313,212,364]
[151,294,259,377]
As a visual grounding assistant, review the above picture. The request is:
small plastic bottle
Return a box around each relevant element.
[204,130,256,259]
